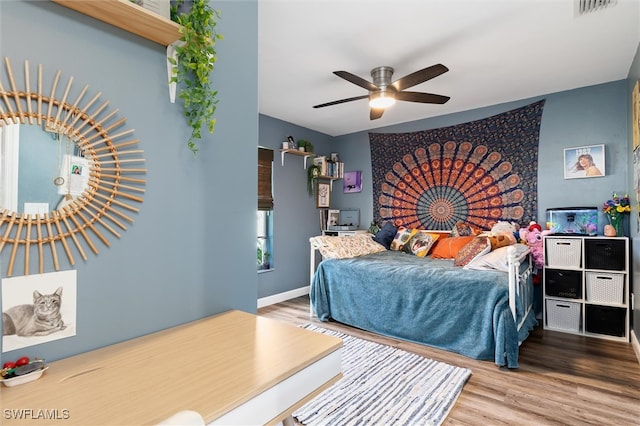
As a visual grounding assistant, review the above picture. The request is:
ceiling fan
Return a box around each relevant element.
[313,64,450,120]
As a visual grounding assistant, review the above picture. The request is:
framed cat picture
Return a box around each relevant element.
[2,270,77,352]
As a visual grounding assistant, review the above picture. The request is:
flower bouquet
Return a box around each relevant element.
[602,193,630,237]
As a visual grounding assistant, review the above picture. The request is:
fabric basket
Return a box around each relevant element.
[546,299,581,332]
[545,238,581,268]
[586,272,624,304]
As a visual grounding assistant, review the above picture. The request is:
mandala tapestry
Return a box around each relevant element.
[369,100,545,231]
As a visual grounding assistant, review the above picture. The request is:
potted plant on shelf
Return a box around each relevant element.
[307,164,320,195]
[297,139,314,153]
[169,0,223,155]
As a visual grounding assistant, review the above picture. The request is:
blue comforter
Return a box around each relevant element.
[311,251,536,368]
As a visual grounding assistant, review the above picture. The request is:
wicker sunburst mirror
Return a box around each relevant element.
[0,57,146,276]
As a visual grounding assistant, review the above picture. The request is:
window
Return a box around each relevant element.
[258,147,273,271]
[257,210,272,270]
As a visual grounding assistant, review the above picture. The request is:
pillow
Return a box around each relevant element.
[309,234,386,259]
[453,236,491,267]
[430,236,475,259]
[402,232,439,257]
[450,221,474,237]
[389,227,419,251]
[373,222,398,250]
[464,244,530,271]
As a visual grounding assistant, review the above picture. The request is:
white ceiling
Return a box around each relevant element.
[258,0,640,137]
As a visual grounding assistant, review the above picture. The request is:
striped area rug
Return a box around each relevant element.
[294,325,471,426]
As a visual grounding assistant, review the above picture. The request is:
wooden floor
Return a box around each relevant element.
[259,296,640,426]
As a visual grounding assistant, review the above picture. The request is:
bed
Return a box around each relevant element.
[308,232,537,368]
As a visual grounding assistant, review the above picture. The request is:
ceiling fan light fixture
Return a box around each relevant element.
[369,92,396,109]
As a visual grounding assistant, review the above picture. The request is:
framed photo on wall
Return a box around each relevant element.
[343,171,362,193]
[563,144,605,179]
[316,182,331,208]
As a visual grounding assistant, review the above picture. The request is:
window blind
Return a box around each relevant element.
[258,147,274,210]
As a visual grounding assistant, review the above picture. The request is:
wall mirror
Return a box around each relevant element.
[0,57,146,276]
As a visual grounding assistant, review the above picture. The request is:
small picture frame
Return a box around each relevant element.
[316,182,331,208]
[287,135,297,150]
[327,209,340,228]
[563,144,605,179]
[343,171,363,193]
[330,152,340,162]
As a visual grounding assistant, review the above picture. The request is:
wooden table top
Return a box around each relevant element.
[1,310,342,425]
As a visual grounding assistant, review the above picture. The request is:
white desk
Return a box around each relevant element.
[1,310,343,425]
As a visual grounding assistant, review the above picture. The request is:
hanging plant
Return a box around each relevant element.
[169,0,223,155]
[307,164,320,196]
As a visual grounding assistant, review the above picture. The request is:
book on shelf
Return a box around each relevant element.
[313,156,343,178]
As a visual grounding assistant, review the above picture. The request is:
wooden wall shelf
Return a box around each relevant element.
[280,149,313,168]
[51,0,182,46]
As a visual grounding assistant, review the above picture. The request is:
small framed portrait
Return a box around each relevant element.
[287,135,297,150]
[563,144,605,179]
[343,171,362,193]
[327,209,340,228]
[316,182,331,208]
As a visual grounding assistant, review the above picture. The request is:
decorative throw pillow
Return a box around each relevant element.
[373,221,398,250]
[390,227,419,251]
[464,244,530,271]
[309,234,386,259]
[402,232,439,257]
[450,221,474,237]
[453,236,491,267]
[450,221,484,237]
[430,236,475,259]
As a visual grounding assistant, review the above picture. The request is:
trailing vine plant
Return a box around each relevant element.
[169,0,223,155]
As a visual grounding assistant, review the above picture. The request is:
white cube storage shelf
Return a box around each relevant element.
[543,236,629,342]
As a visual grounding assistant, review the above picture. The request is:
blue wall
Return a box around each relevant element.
[331,82,629,228]
[0,0,258,361]
[257,116,332,298]
[627,41,640,338]
[259,81,631,300]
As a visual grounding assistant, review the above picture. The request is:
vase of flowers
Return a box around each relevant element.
[602,193,630,237]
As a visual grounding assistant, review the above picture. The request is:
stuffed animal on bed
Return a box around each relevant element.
[485,221,518,250]
[518,221,551,270]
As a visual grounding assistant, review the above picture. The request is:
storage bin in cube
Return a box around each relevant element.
[586,272,624,304]
[584,239,626,271]
[545,238,581,268]
[585,305,626,337]
[546,299,581,332]
[545,269,582,299]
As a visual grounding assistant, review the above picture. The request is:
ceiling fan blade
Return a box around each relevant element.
[334,71,378,91]
[392,64,449,91]
[313,94,369,109]
[395,91,450,104]
[370,107,384,120]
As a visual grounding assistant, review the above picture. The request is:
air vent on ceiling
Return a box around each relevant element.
[575,0,617,15]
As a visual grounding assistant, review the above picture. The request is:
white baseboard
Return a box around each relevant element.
[631,329,640,365]
[257,286,310,309]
